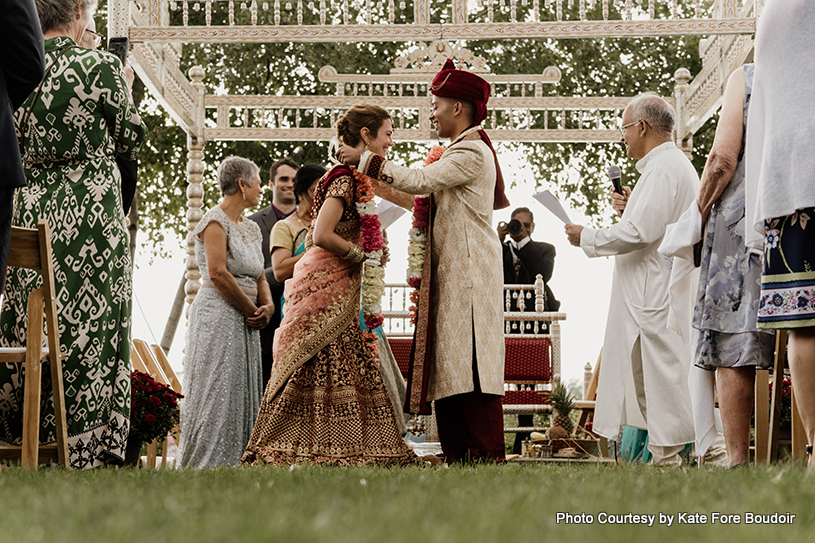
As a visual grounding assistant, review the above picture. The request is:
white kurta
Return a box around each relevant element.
[360,127,505,400]
[580,142,699,446]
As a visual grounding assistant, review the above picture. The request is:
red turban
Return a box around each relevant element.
[430,59,509,210]
[430,59,490,124]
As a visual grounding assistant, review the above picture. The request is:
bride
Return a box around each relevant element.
[242,105,418,466]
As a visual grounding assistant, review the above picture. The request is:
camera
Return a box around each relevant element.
[507,219,523,235]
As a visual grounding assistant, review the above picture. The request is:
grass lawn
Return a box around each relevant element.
[0,461,811,543]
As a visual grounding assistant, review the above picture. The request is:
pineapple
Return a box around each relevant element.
[549,381,575,436]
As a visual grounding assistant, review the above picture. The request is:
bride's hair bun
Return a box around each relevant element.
[335,105,391,147]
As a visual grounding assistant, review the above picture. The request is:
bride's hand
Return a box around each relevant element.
[337,145,362,166]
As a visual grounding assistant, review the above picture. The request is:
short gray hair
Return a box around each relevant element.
[36,0,98,33]
[629,93,675,139]
[217,156,260,196]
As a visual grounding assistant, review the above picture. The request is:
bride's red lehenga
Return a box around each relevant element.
[242,166,418,466]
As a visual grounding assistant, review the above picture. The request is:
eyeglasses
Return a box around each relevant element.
[84,28,103,49]
[618,119,651,137]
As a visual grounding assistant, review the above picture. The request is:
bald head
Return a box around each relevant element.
[628,94,675,140]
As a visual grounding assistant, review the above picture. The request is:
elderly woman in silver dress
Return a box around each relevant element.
[179,157,275,468]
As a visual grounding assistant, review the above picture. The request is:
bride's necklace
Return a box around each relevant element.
[295,209,311,228]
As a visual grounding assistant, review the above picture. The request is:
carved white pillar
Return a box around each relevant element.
[107,0,130,39]
[452,0,468,24]
[148,0,162,25]
[673,67,693,160]
[185,136,205,306]
[185,66,207,306]
[415,0,430,25]
[722,0,737,18]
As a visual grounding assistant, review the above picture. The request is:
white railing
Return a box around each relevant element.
[135,0,743,28]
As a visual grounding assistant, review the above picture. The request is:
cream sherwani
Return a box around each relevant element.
[580,142,699,447]
[360,127,505,401]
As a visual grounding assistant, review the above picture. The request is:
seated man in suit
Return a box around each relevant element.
[499,206,560,454]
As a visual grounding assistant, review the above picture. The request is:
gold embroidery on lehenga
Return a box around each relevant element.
[243,168,417,467]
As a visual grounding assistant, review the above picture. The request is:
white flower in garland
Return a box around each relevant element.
[352,167,386,332]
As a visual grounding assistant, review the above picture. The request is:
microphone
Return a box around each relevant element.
[607,165,623,196]
[607,164,624,216]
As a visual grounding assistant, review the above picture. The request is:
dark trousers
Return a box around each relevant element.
[435,368,506,463]
[0,187,14,289]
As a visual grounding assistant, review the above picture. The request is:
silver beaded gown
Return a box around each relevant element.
[179,207,265,468]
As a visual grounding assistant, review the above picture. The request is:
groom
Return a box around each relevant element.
[340,60,509,463]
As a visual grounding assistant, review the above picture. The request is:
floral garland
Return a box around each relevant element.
[406,145,445,323]
[351,167,386,358]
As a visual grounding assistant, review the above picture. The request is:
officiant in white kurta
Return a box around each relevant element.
[565,94,699,465]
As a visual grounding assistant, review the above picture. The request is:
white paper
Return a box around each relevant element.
[376,198,408,231]
[532,190,572,224]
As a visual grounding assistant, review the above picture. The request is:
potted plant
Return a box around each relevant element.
[126,370,183,466]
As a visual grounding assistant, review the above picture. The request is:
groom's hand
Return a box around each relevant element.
[337,145,362,166]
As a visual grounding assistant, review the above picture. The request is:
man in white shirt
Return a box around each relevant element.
[564,94,699,465]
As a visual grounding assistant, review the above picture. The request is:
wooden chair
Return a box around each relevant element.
[151,344,181,395]
[573,352,606,457]
[755,330,807,464]
[576,351,601,430]
[132,338,169,385]
[128,340,155,467]
[151,343,181,468]
[0,221,69,468]
[131,339,179,468]
[129,341,150,374]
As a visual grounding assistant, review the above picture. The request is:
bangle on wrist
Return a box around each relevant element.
[342,243,365,263]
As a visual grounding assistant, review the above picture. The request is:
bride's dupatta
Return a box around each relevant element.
[268,166,361,400]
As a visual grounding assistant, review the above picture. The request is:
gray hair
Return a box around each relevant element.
[36,0,98,33]
[629,93,675,139]
[217,156,260,197]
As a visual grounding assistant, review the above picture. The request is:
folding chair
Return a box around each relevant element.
[0,220,69,468]
[755,330,807,463]
[151,343,181,467]
[132,339,180,468]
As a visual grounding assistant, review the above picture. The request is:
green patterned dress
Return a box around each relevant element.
[0,37,146,468]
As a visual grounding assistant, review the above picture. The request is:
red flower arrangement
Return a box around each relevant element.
[769,376,793,429]
[130,370,183,443]
[350,168,387,361]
